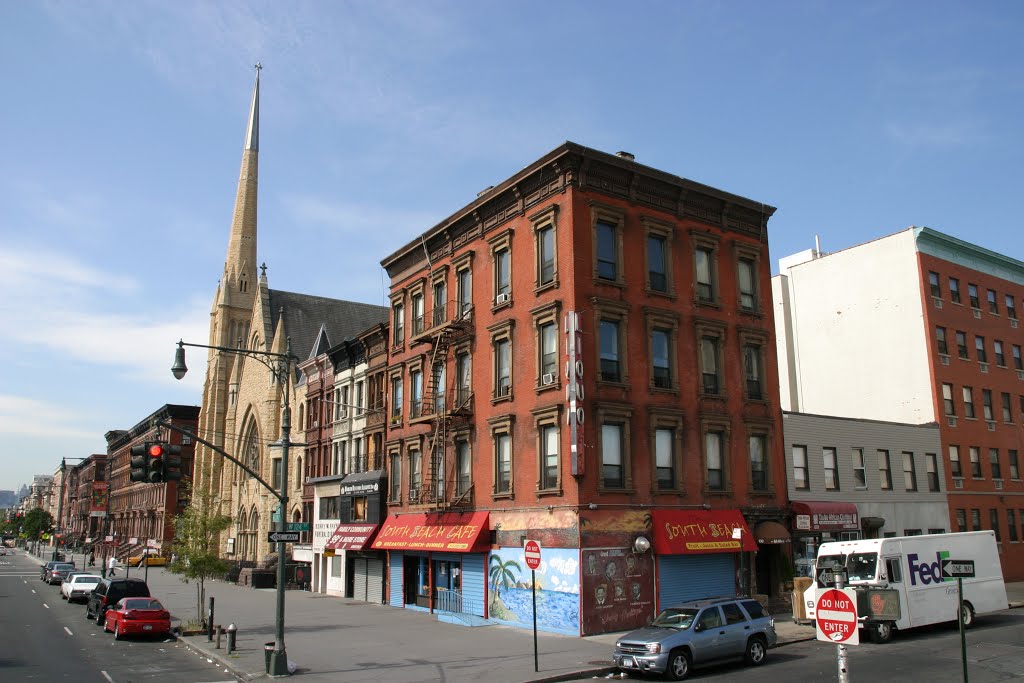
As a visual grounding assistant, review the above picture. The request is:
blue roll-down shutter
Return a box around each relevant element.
[389,551,404,607]
[657,554,735,611]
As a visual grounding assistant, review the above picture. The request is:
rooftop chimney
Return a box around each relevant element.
[616,151,635,161]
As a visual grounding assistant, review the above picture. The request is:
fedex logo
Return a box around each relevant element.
[907,551,950,586]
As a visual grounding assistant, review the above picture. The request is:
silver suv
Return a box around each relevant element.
[613,597,777,680]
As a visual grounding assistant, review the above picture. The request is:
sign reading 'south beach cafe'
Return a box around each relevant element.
[371,511,490,552]
[650,510,757,554]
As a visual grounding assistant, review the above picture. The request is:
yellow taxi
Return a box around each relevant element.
[127,552,168,567]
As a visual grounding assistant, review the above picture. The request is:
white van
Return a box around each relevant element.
[806,531,1007,642]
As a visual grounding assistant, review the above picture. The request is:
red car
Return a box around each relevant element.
[103,597,171,640]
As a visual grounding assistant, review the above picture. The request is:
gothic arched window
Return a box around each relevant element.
[241,416,260,478]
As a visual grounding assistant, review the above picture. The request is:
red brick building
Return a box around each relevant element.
[64,454,108,546]
[379,143,785,635]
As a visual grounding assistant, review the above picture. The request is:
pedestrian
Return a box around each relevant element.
[108,555,117,576]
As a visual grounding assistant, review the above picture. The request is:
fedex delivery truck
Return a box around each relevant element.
[806,531,1007,643]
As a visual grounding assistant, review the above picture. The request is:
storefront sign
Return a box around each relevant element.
[312,519,338,554]
[372,511,489,552]
[325,523,379,551]
[651,510,757,554]
[792,502,859,531]
[340,481,379,495]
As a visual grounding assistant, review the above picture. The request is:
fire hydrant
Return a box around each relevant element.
[226,623,237,654]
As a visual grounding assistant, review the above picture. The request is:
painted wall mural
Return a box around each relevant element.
[580,547,655,635]
[487,546,580,636]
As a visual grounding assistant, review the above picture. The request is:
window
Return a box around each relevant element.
[338,441,348,477]
[970,447,982,478]
[926,453,940,492]
[432,362,446,414]
[389,451,401,501]
[738,258,757,311]
[409,448,422,498]
[990,509,1001,542]
[652,329,672,389]
[975,336,987,363]
[793,445,809,490]
[539,322,558,381]
[705,431,725,491]
[1008,510,1019,543]
[271,457,282,490]
[456,441,471,496]
[823,447,839,491]
[990,448,1002,479]
[410,370,423,417]
[655,428,676,490]
[942,383,955,416]
[971,509,981,531]
[852,448,867,488]
[601,424,625,489]
[902,452,918,491]
[411,292,425,335]
[956,331,968,359]
[743,344,763,400]
[962,386,975,418]
[456,265,472,318]
[936,327,948,355]
[904,529,922,536]
[700,336,721,395]
[392,303,405,346]
[956,509,967,533]
[987,288,998,314]
[391,376,403,420]
[1003,392,1013,422]
[749,435,768,491]
[493,430,512,495]
[695,247,716,302]
[539,424,559,491]
[968,283,980,309]
[995,340,1006,366]
[982,389,993,421]
[495,339,511,398]
[1010,450,1020,479]
[595,219,619,281]
[537,225,556,286]
[599,320,622,382]
[456,351,471,405]
[1014,345,1023,370]
[950,277,961,303]
[928,271,941,297]
[951,445,964,476]
[431,279,447,328]
[495,248,511,298]
[647,234,668,292]
[1006,294,1017,320]
[722,602,746,625]
[878,449,892,490]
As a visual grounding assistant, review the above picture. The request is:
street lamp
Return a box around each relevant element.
[172,338,297,677]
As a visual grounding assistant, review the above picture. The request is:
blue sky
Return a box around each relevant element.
[2,1,1023,491]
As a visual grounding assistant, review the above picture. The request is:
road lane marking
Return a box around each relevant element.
[64,627,73,636]
[101,671,114,683]
[44,603,50,609]
[31,589,36,594]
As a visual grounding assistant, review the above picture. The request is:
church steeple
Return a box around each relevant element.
[224,63,261,293]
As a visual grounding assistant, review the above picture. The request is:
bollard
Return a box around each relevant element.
[216,625,223,649]
[226,623,237,655]
[207,597,215,641]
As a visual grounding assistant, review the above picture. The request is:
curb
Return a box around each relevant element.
[176,634,263,681]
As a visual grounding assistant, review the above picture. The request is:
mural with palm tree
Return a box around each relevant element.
[488,554,521,608]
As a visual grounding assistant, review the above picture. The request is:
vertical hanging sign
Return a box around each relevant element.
[565,311,585,476]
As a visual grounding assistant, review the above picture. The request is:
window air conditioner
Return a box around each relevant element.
[940,355,950,366]
[987,421,996,432]
[954,479,964,489]
[973,309,982,319]
[946,416,957,427]
[542,373,556,386]
[979,363,989,373]
[933,297,943,309]
[496,293,510,305]
[995,480,1004,490]
[1011,319,1019,328]
[1017,370,1024,381]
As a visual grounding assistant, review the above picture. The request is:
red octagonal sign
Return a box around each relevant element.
[815,588,859,645]
[524,539,541,570]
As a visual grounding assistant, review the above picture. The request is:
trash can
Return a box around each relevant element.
[264,642,275,672]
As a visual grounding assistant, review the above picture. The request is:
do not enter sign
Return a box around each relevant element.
[815,588,860,645]
[524,539,541,570]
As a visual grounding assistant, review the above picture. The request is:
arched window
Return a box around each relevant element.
[241,416,260,479]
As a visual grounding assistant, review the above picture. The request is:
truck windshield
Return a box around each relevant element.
[846,552,878,581]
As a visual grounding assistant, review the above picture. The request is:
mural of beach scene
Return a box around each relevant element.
[487,546,580,635]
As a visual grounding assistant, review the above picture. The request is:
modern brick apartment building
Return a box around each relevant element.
[380,143,786,635]
[774,227,1024,581]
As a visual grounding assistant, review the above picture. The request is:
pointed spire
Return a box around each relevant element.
[245,63,261,151]
[224,64,261,291]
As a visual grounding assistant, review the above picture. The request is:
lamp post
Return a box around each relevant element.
[172,338,297,677]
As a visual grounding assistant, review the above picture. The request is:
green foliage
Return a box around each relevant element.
[22,508,54,539]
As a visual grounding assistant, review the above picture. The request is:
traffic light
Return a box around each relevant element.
[130,442,150,482]
[164,444,183,481]
[147,443,166,483]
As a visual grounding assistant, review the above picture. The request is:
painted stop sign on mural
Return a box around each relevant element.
[524,539,541,570]
[815,588,859,645]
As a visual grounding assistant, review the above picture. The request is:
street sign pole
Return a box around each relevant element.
[958,577,968,683]
[524,539,542,673]
[834,569,850,683]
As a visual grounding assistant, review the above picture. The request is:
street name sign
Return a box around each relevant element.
[816,588,860,645]
[524,539,542,570]
[941,559,975,579]
[267,531,300,543]
[287,522,311,532]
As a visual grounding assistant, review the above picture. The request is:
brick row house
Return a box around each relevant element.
[378,143,788,635]
[63,454,108,547]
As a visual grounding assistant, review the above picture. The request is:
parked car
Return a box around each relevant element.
[103,597,171,640]
[613,597,777,680]
[62,573,102,602]
[46,563,77,585]
[40,561,59,580]
[86,578,151,625]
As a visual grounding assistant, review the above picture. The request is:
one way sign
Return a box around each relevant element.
[268,531,300,544]
[941,558,975,578]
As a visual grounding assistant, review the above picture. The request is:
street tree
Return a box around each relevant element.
[22,508,54,542]
[167,476,232,626]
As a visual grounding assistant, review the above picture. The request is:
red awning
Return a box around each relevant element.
[651,509,757,554]
[324,523,380,551]
[371,511,490,553]
[792,502,859,531]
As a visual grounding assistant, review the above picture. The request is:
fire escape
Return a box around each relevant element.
[409,299,475,510]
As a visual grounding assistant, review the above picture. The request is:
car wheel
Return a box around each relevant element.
[872,621,894,644]
[744,636,767,666]
[113,622,122,640]
[665,649,691,681]
[85,606,93,620]
[97,610,105,626]
[959,602,975,629]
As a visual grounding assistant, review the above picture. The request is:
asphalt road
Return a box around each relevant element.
[609,610,1024,682]
[0,548,238,682]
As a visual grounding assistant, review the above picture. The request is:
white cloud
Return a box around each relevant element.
[0,246,137,294]
[0,395,98,440]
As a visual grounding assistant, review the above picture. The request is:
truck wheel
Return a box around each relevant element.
[744,636,767,665]
[872,621,894,643]
[959,602,975,629]
[666,648,691,680]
